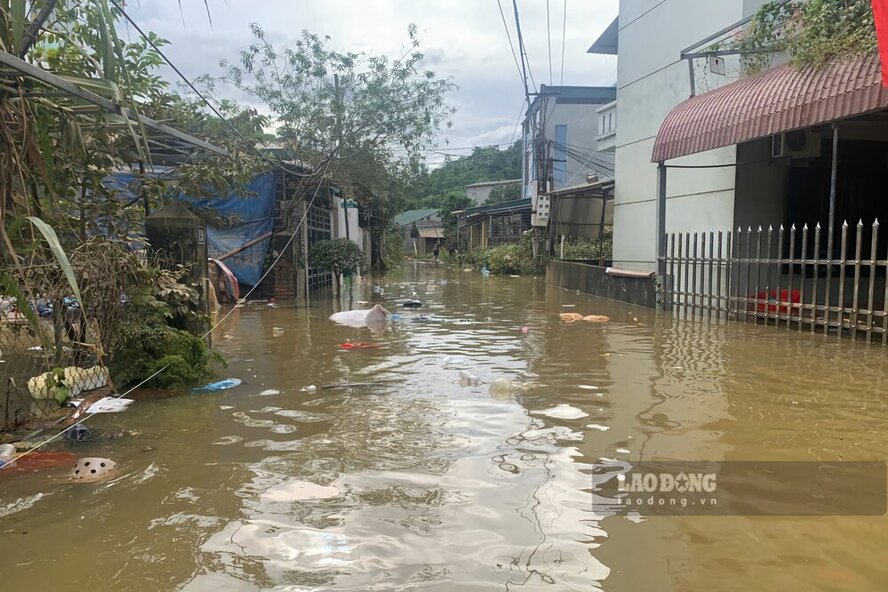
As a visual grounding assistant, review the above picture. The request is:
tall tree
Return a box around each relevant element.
[218,24,456,204]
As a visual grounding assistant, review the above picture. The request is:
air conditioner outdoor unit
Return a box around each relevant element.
[771,128,821,159]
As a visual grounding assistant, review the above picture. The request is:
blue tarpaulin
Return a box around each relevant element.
[182,174,276,287]
[101,170,276,287]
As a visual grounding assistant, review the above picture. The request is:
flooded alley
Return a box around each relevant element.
[2,263,888,591]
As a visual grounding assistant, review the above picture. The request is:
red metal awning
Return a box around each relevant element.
[651,54,888,162]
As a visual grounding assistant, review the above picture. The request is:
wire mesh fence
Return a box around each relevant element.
[661,219,888,343]
[0,239,138,432]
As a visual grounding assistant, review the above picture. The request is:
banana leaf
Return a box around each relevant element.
[91,0,116,81]
[58,75,122,102]
[25,216,84,310]
[11,0,24,53]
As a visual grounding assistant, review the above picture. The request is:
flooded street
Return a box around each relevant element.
[2,263,888,591]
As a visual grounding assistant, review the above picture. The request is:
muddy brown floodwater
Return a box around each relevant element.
[2,262,888,591]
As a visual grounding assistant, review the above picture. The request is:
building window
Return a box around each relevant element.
[608,112,614,132]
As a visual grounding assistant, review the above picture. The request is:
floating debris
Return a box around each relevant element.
[261,480,340,502]
[194,378,242,392]
[531,404,589,420]
[339,342,384,350]
[560,313,584,323]
[258,389,281,396]
[86,397,134,414]
[70,457,117,482]
[489,378,515,398]
[459,370,482,387]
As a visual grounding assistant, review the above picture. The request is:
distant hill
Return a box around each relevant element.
[406,142,521,211]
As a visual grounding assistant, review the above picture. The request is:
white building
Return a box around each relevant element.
[465,179,520,206]
[591,0,774,272]
[521,85,616,225]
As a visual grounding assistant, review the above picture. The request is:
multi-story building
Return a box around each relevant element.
[520,85,616,227]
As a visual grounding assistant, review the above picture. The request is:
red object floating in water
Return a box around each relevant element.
[1,451,77,474]
[339,342,384,350]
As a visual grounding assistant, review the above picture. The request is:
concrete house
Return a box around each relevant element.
[465,179,521,206]
[592,0,814,272]
[521,85,616,198]
[521,85,617,237]
[395,208,443,257]
[582,0,888,341]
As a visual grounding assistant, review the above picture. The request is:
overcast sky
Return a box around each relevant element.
[126,0,617,164]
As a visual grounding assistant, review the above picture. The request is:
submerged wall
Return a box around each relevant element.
[546,261,658,308]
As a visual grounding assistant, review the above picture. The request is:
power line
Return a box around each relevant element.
[546,0,553,85]
[560,0,567,85]
[495,0,526,98]
[109,0,330,179]
[507,0,532,104]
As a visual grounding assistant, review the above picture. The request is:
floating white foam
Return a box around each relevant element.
[261,480,340,502]
[531,404,589,420]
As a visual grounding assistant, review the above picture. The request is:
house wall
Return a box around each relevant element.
[333,197,363,250]
[733,138,789,231]
[522,95,615,201]
[467,185,492,204]
[596,101,617,153]
[613,0,771,272]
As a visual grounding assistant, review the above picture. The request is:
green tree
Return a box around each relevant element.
[404,141,522,211]
[309,238,365,294]
[486,182,522,205]
[437,190,473,247]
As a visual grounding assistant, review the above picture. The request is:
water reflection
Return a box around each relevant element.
[1,262,887,590]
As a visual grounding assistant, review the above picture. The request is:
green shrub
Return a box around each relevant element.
[487,243,524,275]
[309,238,364,276]
[110,315,218,388]
[467,232,547,275]
[561,232,613,262]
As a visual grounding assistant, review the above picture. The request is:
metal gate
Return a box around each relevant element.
[661,219,888,343]
[307,201,332,292]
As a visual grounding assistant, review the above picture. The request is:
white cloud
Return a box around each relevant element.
[126,0,618,151]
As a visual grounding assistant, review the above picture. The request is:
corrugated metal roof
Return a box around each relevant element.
[651,54,888,162]
[587,16,618,55]
[394,208,439,227]
[465,179,521,188]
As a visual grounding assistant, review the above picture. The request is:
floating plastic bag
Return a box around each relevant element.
[86,397,134,414]
[194,378,242,392]
[458,370,481,387]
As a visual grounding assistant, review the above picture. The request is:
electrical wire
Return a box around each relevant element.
[546,0,553,85]
[495,0,527,97]
[110,0,327,180]
[560,0,567,85]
